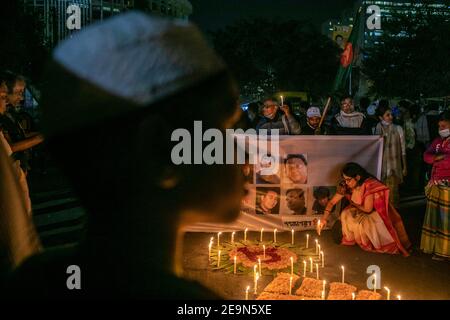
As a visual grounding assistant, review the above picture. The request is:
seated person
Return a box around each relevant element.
[319,162,411,256]
[286,188,306,215]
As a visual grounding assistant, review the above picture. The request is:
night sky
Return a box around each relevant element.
[189,0,358,32]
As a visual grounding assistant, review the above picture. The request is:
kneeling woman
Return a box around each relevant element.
[320,163,411,256]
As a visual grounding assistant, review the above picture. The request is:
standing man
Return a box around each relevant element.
[256,98,301,135]
[0,72,43,172]
[301,106,328,135]
[331,96,370,135]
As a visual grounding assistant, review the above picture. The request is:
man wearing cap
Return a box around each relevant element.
[5,12,245,299]
[301,106,327,135]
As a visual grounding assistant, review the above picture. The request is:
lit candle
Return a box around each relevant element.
[373,274,377,293]
[273,229,277,243]
[306,234,309,248]
[322,280,326,295]
[254,272,259,294]
[321,290,325,300]
[397,295,401,300]
[217,250,221,267]
[253,264,257,280]
[208,241,213,262]
[260,228,264,242]
[245,286,250,300]
[231,232,235,245]
[320,251,324,267]
[303,260,306,277]
[244,228,248,242]
[318,244,321,257]
[317,219,321,235]
[280,95,284,108]
[263,245,266,258]
[217,232,222,248]
[384,287,390,300]
[309,257,313,272]
[289,276,293,295]
[258,258,262,275]
[290,257,294,276]
[291,229,295,245]
[234,256,237,274]
[316,263,319,279]
[341,266,345,283]
[315,239,319,254]
[352,292,355,300]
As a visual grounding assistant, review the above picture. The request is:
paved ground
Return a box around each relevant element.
[27,165,450,300]
[182,205,450,300]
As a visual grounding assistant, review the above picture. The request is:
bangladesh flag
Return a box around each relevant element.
[332,7,362,93]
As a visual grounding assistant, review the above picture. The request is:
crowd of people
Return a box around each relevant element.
[238,95,450,260]
[0,12,447,300]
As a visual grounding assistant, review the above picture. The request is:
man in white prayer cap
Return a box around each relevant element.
[5,11,245,299]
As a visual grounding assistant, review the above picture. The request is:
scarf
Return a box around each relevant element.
[375,123,403,182]
[335,111,365,128]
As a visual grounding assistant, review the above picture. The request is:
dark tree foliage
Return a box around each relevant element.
[0,1,49,84]
[211,19,340,101]
[362,1,450,99]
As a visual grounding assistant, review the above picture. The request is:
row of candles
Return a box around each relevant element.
[208,230,401,300]
[210,228,316,254]
[245,265,400,300]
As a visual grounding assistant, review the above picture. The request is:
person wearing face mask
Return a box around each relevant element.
[374,100,407,208]
[256,98,301,135]
[421,111,450,260]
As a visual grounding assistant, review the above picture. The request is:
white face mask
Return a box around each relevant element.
[381,120,392,126]
[439,128,450,138]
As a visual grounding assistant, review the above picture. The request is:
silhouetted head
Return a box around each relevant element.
[42,13,244,235]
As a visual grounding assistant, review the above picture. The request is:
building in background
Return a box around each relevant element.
[23,0,192,48]
[358,0,450,48]
[322,0,450,97]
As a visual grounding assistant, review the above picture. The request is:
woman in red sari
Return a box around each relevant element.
[319,162,411,256]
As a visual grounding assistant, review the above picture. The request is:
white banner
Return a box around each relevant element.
[185,135,383,232]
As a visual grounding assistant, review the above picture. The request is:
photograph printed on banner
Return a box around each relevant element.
[312,186,337,215]
[255,187,280,215]
[281,154,308,185]
[281,186,307,215]
[255,154,280,184]
[241,162,254,185]
[241,186,256,215]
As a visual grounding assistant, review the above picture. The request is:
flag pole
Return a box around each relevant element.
[317,96,332,132]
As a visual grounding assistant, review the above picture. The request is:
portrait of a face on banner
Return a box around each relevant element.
[186,135,383,232]
[238,135,383,232]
